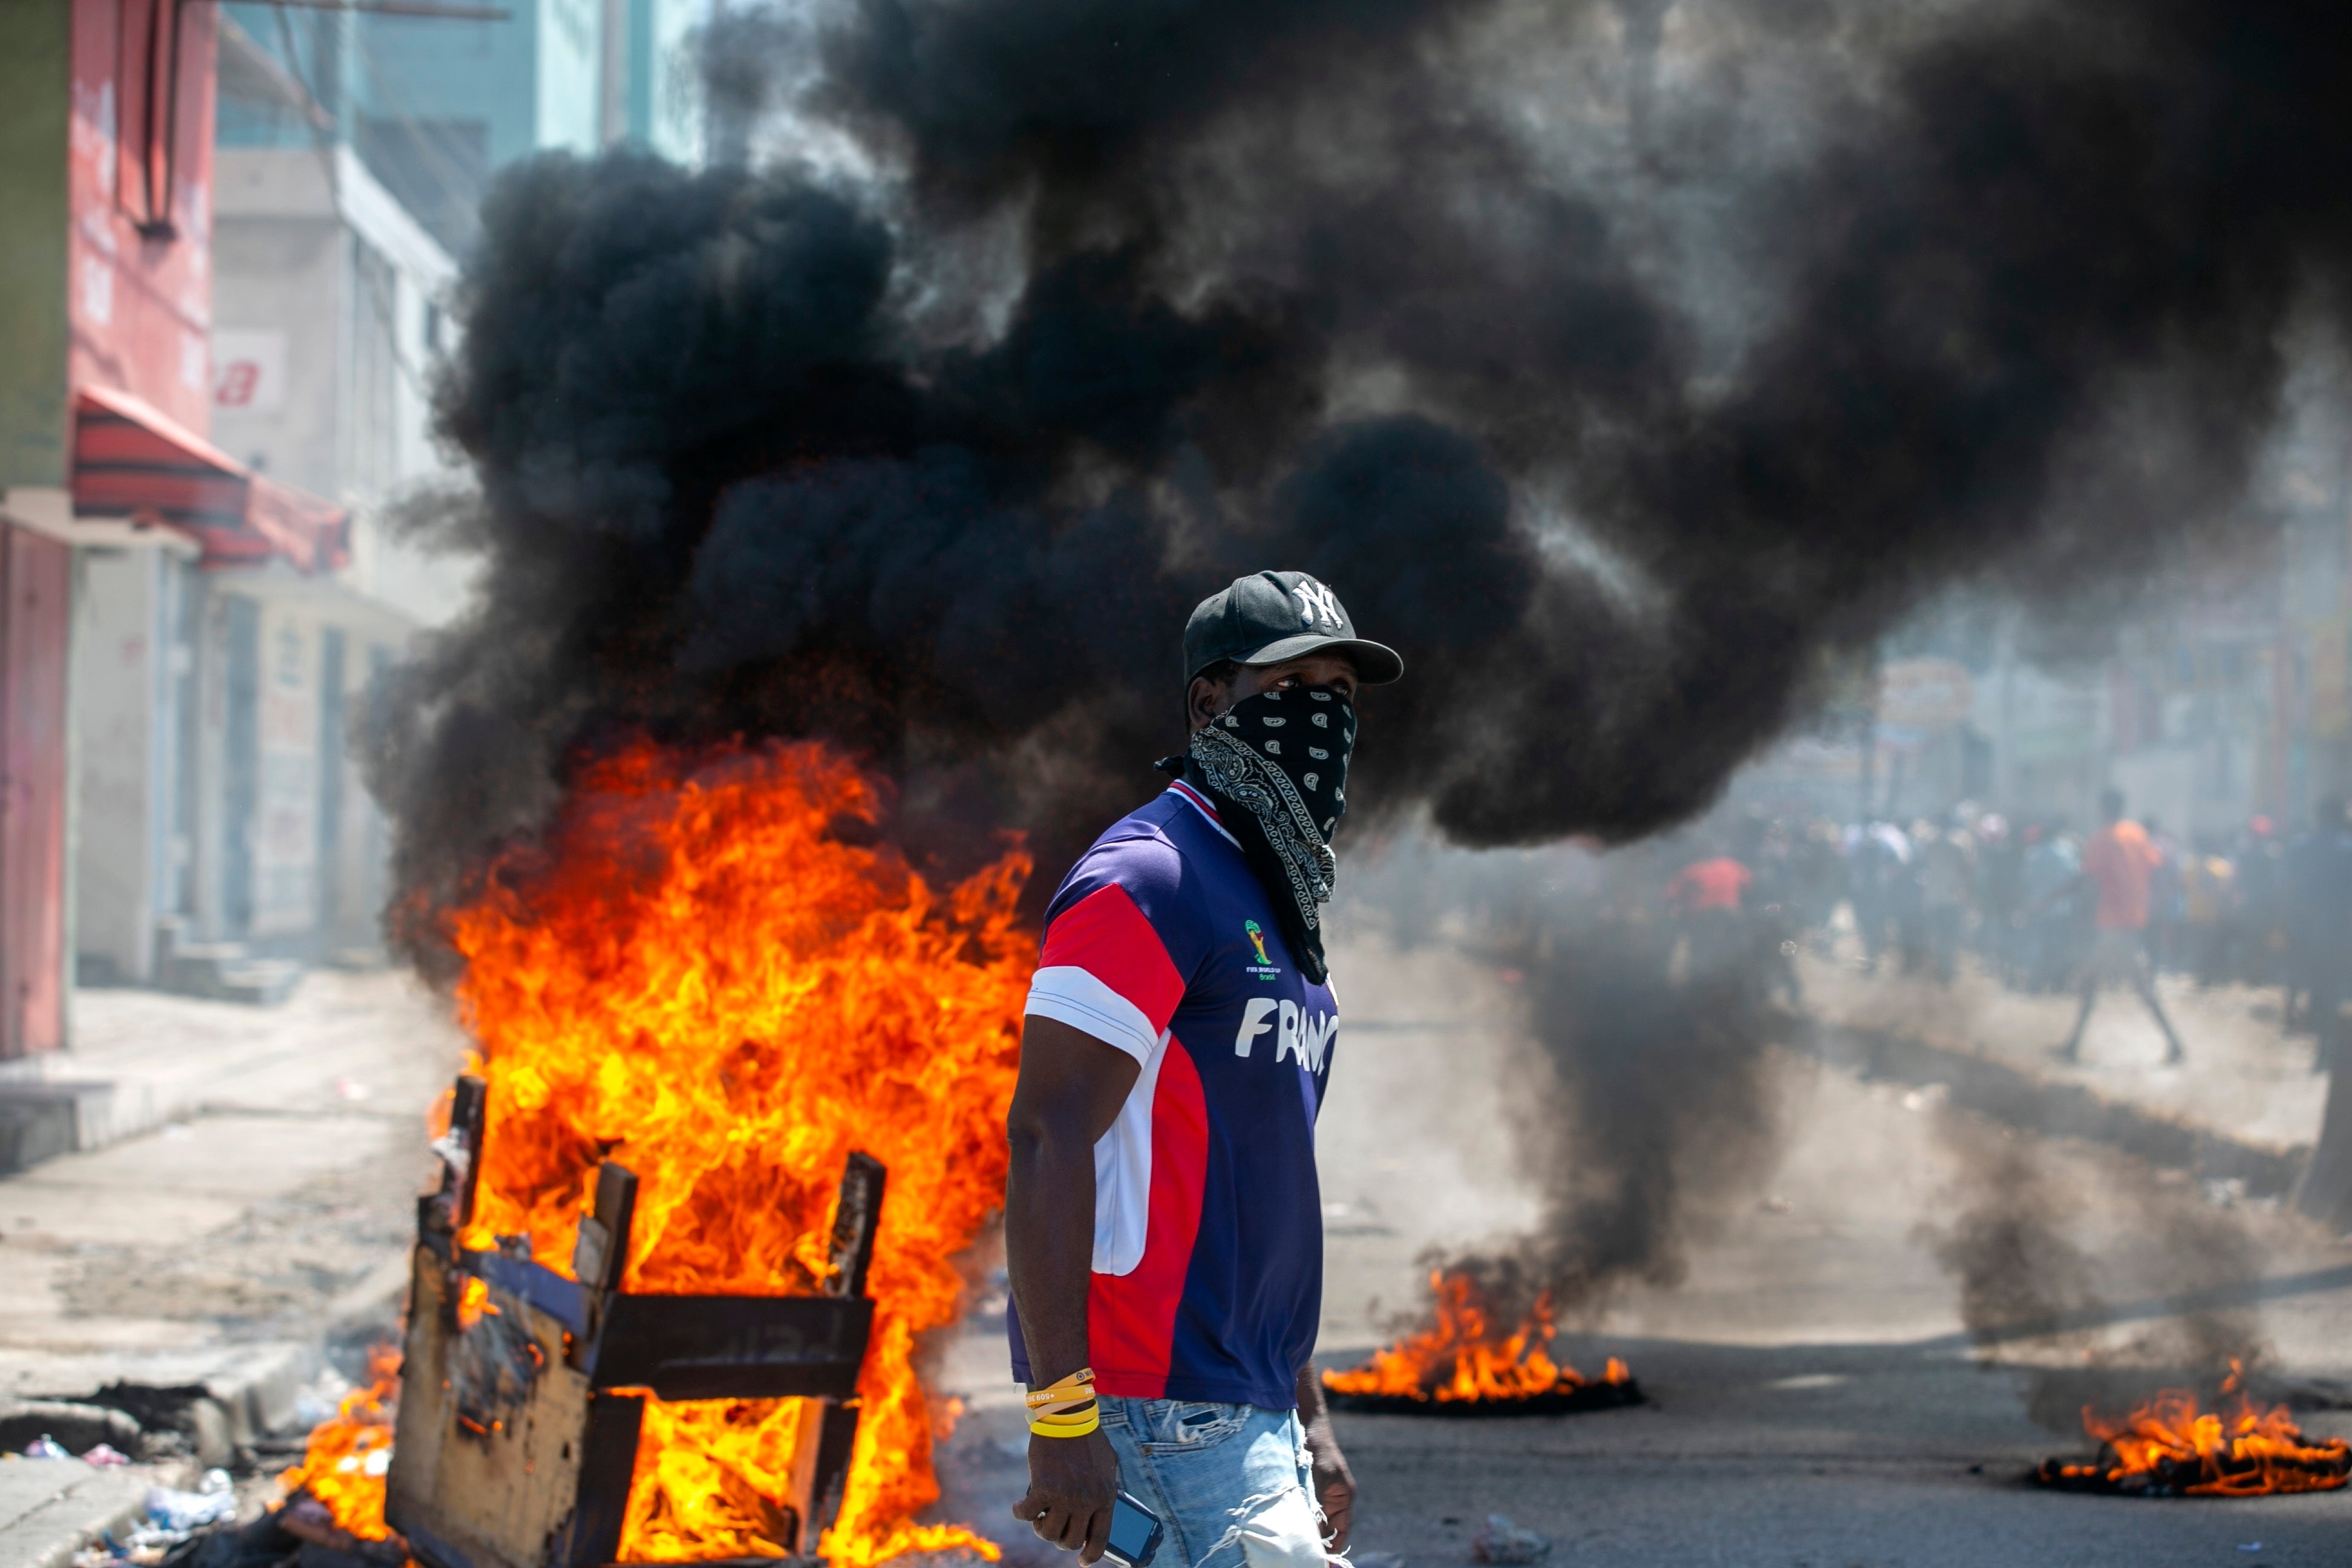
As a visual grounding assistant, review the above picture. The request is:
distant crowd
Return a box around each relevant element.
[1656,791,2352,1070]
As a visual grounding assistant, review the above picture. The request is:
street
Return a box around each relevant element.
[5,2,2352,1566]
[933,930,2352,1568]
[4,927,2348,1565]
[2,971,460,1392]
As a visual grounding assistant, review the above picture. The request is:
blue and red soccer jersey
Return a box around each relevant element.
[1011,780,1338,1410]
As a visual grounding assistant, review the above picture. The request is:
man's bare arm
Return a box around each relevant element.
[1296,1364,1356,1552]
[1005,1015,1140,1563]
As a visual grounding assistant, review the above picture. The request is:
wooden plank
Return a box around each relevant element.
[808,1400,862,1547]
[825,1152,886,1299]
[386,1249,454,1546]
[449,1074,486,1227]
[590,1295,872,1400]
[557,1393,644,1567]
[388,1256,598,1568]
[571,1161,638,1295]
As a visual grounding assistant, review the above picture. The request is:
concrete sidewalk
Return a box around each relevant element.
[0,1459,173,1568]
[4,967,467,1158]
[0,970,462,1567]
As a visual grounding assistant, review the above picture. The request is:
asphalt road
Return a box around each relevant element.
[937,931,2352,1568]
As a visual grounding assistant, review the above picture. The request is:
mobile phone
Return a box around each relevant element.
[1103,1490,1163,1568]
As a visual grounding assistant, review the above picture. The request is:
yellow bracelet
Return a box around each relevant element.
[1029,1401,1098,1425]
[1029,1406,1102,1438]
[1026,1367,1095,1402]
[1025,1367,1098,1417]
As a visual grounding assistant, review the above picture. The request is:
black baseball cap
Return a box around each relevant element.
[1183,570,1404,686]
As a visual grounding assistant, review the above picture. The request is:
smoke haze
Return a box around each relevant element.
[368,0,2352,963]
[1393,839,1789,1328]
[1924,1111,2272,1432]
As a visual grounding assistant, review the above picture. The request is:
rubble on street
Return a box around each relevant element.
[1,975,460,1568]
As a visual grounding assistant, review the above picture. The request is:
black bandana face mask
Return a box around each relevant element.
[1176,685,1357,984]
[1197,685,1356,845]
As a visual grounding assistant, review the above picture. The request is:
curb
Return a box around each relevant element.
[0,1461,191,1568]
[0,1251,411,1568]
[194,1253,412,1450]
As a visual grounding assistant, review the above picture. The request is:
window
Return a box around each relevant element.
[348,238,399,505]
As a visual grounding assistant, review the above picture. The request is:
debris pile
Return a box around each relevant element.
[2036,1364,2352,1498]
[1470,1515,1551,1564]
[1322,1269,1639,1416]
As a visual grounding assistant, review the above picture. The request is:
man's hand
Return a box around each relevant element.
[1012,1428,1121,1562]
[1304,1419,1356,1552]
[1296,1367,1356,1552]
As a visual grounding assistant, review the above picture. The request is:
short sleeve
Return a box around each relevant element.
[1025,832,1203,1063]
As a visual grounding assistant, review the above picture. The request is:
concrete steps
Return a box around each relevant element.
[158,941,303,1006]
[0,1082,128,1174]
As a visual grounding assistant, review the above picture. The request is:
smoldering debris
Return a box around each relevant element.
[368,0,2352,964]
[1921,1110,2272,1434]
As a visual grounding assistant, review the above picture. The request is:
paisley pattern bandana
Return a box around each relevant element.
[1180,686,1356,983]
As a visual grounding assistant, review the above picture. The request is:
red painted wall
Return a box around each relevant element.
[67,0,217,433]
[0,1,218,1057]
[1,526,71,1059]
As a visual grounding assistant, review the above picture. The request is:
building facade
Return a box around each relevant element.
[0,0,359,1050]
[1734,485,2352,840]
[220,0,704,256]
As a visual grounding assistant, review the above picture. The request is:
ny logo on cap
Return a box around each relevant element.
[1293,578,1344,629]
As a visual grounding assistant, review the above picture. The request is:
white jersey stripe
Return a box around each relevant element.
[1022,967,1166,1276]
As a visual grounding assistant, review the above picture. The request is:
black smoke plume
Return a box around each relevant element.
[371,0,2352,961]
[1446,841,1787,1327]
[1923,1112,2268,1433]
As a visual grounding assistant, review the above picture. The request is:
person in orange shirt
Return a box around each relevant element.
[1667,850,1754,982]
[2059,788,2186,1065]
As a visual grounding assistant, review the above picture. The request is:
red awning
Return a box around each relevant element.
[71,385,348,573]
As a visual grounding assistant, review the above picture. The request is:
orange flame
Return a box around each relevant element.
[2042,1361,2351,1496]
[445,739,1028,1566]
[453,1274,498,1330]
[281,1345,402,1539]
[1321,1269,1632,1403]
[622,1397,811,1556]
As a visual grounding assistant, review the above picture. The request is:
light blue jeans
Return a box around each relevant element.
[1097,1397,1328,1568]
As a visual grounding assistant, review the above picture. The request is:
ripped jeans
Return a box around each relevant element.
[1098,1397,1328,1568]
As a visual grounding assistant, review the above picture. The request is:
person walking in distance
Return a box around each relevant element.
[2058,788,2186,1066]
[1665,841,1753,984]
[1002,570,1402,1568]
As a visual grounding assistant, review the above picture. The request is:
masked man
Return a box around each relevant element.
[1004,571,1403,1568]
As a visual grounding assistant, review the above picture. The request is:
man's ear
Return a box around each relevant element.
[1186,674,1228,733]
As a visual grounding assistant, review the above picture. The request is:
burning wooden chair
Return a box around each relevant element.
[388,1074,886,1568]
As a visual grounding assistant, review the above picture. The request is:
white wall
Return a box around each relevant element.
[209,149,347,500]
[72,549,163,980]
[167,146,480,958]
[212,146,474,632]
[332,638,397,938]
[251,599,319,936]
[539,0,609,154]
